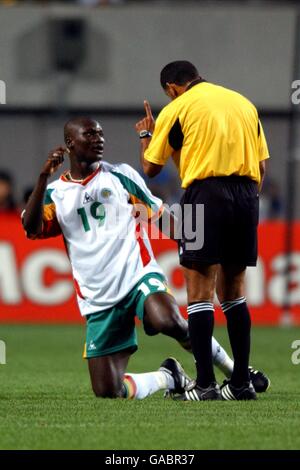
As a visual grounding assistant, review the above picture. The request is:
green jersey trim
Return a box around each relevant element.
[110,170,159,212]
[44,188,55,205]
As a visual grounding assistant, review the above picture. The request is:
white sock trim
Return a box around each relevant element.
[221,296,246,313]
[187,302,214,314]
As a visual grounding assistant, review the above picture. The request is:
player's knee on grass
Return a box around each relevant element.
[92,381,123,399]
[88,355,127,399]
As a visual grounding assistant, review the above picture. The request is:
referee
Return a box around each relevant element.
[135,61,270,401]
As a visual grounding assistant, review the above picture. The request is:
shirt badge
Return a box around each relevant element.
[83,192,95,204]
[101,188,112,199]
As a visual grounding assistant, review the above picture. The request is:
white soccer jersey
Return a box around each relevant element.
[32,162,164,316]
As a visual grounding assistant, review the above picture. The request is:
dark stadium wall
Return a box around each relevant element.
[0,4,294,109]
[0,3,297,212]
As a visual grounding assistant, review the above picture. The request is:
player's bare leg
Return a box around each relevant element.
[88,348,190,400]
[143,292,190,348]
[88,350,131,398]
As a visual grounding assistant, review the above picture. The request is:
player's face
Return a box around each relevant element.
[73,122,105,162]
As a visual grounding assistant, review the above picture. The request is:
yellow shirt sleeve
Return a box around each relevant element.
[258,120,270,162]
[144,108,176,166]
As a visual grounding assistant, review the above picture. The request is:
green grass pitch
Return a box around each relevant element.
[0,324,300,450]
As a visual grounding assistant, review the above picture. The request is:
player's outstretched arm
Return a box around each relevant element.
[22,147,65,236]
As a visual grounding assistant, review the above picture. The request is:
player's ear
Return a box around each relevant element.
[66,137,73,149]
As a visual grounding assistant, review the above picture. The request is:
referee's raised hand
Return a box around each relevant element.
[135,100,155,134]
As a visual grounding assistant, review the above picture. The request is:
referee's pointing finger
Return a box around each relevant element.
[144,100,153,119]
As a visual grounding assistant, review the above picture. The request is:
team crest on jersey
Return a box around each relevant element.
[101,188,112,199]
[83,192,94,204]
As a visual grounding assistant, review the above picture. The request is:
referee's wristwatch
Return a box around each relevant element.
[139,130,152,139]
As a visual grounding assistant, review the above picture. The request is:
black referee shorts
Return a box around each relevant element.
[179,176,259,268]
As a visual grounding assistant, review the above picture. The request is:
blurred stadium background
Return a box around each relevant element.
[0,0,300,451]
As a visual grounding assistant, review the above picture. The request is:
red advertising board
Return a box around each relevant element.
[1,214,300,324]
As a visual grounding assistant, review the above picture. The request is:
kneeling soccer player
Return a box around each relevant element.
[22,117,269,399]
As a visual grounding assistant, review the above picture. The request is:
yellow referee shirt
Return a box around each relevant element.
[144,81,269,189]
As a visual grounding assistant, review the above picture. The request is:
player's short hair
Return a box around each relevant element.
[160,61,199,89]
[64,117,98,143]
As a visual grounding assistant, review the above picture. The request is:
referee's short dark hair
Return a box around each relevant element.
[160,61,199,89]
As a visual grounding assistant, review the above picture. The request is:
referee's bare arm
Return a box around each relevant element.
[259,160,266,192]
[135,100,163,177]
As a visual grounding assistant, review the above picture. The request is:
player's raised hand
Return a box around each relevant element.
[41,147,66,176]
[135,100,155,134]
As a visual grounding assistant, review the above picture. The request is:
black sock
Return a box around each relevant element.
[221,297,251,387]
[187,302,216,388]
